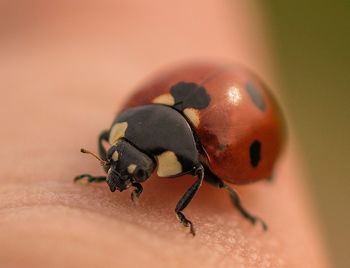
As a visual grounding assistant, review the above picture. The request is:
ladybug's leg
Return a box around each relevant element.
[131,182,143,204]
[74,130,109,184]
[98,130,110,161]
[203,166,267,231]
[74,174,106,183]
[175,164,204,236]
[222,184,267,231]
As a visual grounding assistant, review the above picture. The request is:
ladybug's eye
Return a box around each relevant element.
[135,169,146,180]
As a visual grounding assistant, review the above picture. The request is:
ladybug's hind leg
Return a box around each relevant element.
[175,164,204,236]
[203,166,267,231]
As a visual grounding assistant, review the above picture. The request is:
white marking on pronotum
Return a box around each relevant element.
[127,164,137,174]
[152,94,175,106]
[183,108,200,127]
[111,151,119,161]
[156,151,182,177]
[109,122,128,144]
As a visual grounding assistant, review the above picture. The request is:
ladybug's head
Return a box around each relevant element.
[104,140,155,192]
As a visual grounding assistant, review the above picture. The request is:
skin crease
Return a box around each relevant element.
[0,0,330,267]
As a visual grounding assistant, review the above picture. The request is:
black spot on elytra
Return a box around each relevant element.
[245,81,266,111]
[249,140,261,167]
[170,82,211,111]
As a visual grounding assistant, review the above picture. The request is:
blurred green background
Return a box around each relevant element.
[264,1,350,267]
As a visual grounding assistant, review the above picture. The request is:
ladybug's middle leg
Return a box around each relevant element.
[203,166,267,231]
[175,164,204,236]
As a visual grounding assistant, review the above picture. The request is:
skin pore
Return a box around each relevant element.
[0,0,329,267]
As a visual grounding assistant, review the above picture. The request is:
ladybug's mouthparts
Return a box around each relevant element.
[107,170,131,192]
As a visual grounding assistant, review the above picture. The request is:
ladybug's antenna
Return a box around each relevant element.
[80,148,107,165]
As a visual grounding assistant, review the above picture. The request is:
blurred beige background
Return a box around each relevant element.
[265,1,350,267]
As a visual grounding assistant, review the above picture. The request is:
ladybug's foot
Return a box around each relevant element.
[74,174,106,183]
[131,183,143,204]
[223,184,268,231]
[176,211,196,236]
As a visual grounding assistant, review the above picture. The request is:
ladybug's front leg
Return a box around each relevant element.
[74,174,106,183]
[175,164,204,236]
[131,182,143,204]
[98,129,110,161]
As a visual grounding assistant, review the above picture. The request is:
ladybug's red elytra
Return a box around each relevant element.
[75,63,285,236]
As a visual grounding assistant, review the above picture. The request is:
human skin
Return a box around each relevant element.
[0,0,329,267]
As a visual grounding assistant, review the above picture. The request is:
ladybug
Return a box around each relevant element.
[75,63,285,235]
